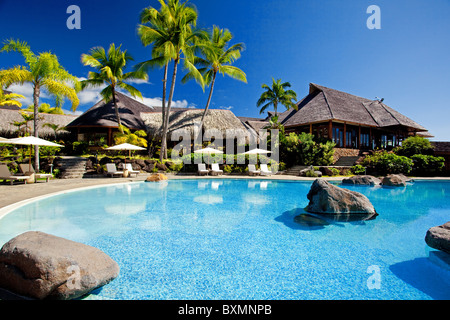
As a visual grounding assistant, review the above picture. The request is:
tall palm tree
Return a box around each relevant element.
[0,39,80,170]
[183,26,247,133]
[0,90,25,108]
[137,0,205,161]
[257,78,298,117]
[80,43,148,134]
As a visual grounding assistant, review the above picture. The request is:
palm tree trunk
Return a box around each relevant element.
[33,83,40,171]
[112,88,124,134]
[161,58,179,160]
[159,63,169,162]
[196,72,217,142]
[274,101,278,117]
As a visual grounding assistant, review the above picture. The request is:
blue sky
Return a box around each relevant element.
[0,0,449,140]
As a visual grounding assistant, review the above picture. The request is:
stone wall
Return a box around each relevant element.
[333,148,361,163]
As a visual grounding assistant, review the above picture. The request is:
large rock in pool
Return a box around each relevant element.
[381,174,409,187]
[0,231,119,300]
[425,222,450,254]
[306,179,377,217]
[146,173,168,182]
[342,175,381,186]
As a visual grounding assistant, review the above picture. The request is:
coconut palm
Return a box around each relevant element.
[137,0,205,161]
[80,43,148,133]
[24,102,64,115]
[183,26,246,133]
[0,39,80,169]
[114,125,148,148]
[43,123,66,139]
[257,78,298,117]
[0,90,25,108]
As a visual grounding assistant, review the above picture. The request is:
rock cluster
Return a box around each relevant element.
[342,174,411,187]
[145,173,168,182]
[0,231,119,300]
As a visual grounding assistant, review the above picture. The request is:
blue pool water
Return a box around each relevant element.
[0,179,449,300]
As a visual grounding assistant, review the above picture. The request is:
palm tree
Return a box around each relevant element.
[137,0,205,161]
[24,102,64,114]
[257,78,298,117]
[43,123,66,139]
[0,39,80,170]
[114,125,148,148]
[0,90,25,108]
[80,43,148,134]
[183,26,247,133]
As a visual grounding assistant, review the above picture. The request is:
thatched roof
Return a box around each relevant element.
[280,83,428,132]
[141,109,257,140]
[0,109,77,137]
[66,92,153,130]
[432,142,450,153]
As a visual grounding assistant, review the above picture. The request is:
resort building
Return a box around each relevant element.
[283,83,428,149]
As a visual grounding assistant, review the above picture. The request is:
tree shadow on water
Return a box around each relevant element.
[389,253,450,300]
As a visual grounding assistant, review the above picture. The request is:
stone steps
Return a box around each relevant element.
[58,157,87,179]
[333,156,360,167]
[283,165,309,176]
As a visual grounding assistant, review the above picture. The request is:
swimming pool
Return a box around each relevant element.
[0,179,449,300]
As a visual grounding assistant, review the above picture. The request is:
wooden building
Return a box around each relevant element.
[278,83,429,151]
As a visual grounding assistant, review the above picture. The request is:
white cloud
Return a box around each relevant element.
[127,78,152,85]
[218,105,234,110]
[7,83,50,107]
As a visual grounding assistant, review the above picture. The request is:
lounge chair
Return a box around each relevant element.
[248,164,261,176]
[124,163,140,177]
[260,164,272,176]
[197,163,209,176]
[18,164,52,182]
[106,163,124,177]
[0,164,31,185]
[211,163,223,176]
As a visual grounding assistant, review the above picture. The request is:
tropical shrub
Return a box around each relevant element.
[395,136,433,157]
[281,132,335,167]
[410,154,444,175]
[351,164,366,175]
[362,151,413,175]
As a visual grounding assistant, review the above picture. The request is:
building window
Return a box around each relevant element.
[333,127,344,147]
[360,133,370,148]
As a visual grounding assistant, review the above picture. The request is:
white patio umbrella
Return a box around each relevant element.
[105,143,146,162]
[6,136,63,173]
[194,147,223,168]
[0,137,9,142]
[243,148,271,155]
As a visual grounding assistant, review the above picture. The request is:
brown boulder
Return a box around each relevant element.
[381,174,409,187]
[425,222,450,254]
[146,173,168,182]
[0,231,119,300]
[342,175,381,186]
[306,179,377,216]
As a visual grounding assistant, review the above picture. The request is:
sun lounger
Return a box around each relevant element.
[248,164,261,176]
[0,164,31,185]
[260,164,272,176]
[106,163,124,177]
[211,163,223,176]
[197,163,209,176]
[124,163,140,177]
[18,163,52,182]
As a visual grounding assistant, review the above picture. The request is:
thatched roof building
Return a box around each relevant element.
[276,83,429,150]
[0,109,77,138]
[141,109,257,142]
[66,92,154,145]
